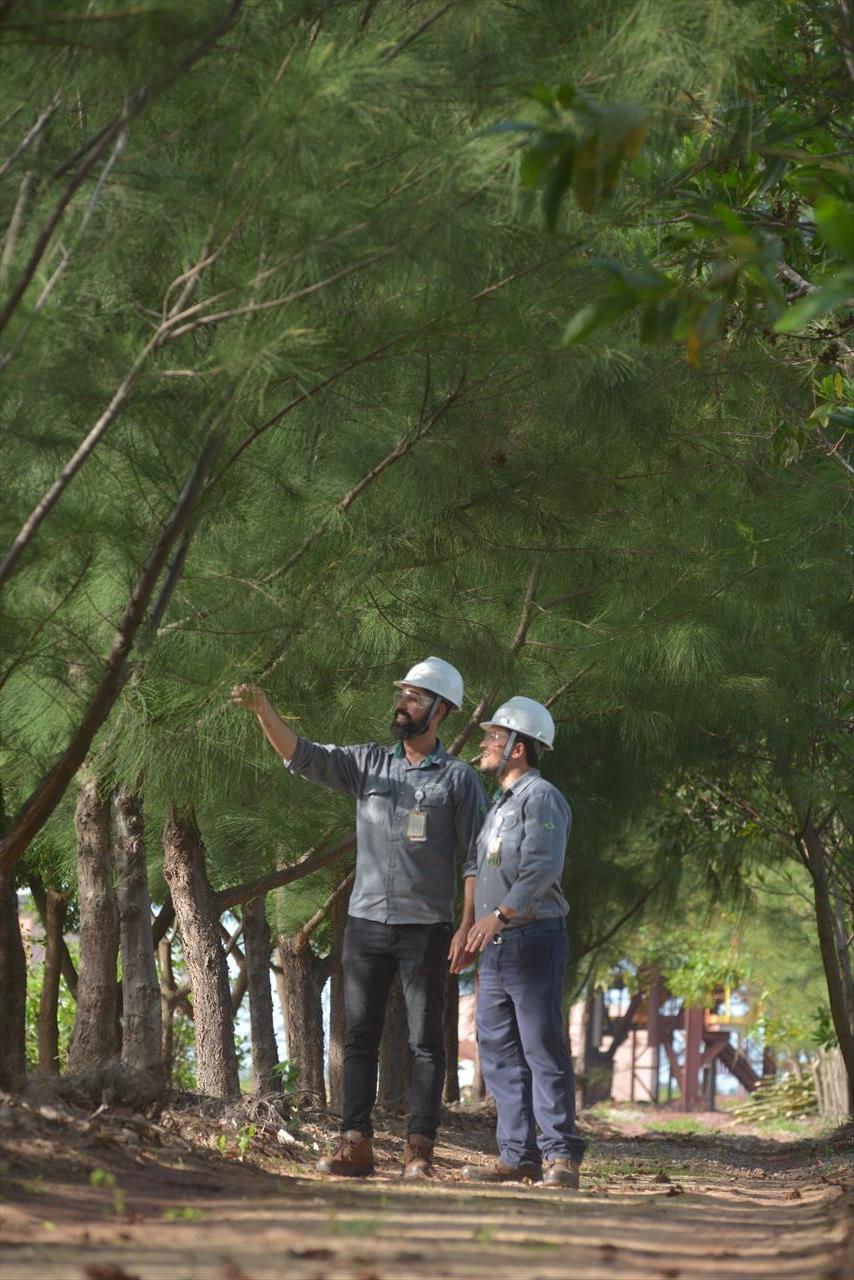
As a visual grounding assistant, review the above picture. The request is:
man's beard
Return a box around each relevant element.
[390,709,429,741]
[478,754,501,777]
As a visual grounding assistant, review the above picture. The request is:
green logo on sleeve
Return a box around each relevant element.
[542,820,556,830]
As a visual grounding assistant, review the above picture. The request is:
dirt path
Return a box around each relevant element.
[1,1094,851,1280]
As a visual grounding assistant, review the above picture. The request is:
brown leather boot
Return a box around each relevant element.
[543,1157,581,1189]
[402,1133,434,1180]
[460,1158,541,1183]
[315,1130,374,1177]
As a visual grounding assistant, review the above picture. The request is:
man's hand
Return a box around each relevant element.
[466,912,504,953]
[448,925,474,974]
[231,683,268,714]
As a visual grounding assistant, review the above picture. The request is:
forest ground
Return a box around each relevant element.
[1,1088,851,1280]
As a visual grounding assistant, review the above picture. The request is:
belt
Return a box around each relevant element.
[492,917,565,943]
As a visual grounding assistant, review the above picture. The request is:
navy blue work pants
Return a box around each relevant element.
[476,919,586,1167]
[341,915,450,1141]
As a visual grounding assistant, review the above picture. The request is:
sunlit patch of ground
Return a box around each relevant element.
[1,1092,851,1280]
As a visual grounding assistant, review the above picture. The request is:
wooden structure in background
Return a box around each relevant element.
[584,970,763,1111]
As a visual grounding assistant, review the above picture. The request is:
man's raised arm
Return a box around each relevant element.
[231,683,299,761]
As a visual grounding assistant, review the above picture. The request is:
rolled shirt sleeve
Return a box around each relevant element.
[454,769,489,880]
[285,738,366,797]
[501,788,571,916]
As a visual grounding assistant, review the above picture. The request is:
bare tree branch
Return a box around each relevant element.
[261,368,472,593]
[0,127,128,373]
[297,870,355,944]
[216,832,356,912]
[0,425,225,874]
[0,93,60,184]
[381,0,456,60]
[0,551,93,693]
[448,560,541,755]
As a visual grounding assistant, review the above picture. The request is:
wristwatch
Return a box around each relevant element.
[493,908,509,925]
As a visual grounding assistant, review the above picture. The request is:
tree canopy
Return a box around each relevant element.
[1,0,851,1101]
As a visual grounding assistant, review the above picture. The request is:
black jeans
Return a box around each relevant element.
[342,914,451,1140]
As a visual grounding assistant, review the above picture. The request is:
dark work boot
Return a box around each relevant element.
[543,1157,580,1189]
[315,1130,374,1177]
[460,1158,541,1183]
[402,1133,434,1180]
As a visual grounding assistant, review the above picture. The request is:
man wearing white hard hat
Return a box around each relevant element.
[232,658,487,1179]
[451,696,586,1188]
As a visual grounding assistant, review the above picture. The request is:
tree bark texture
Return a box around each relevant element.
[114,788,161,1076]
[29,875,78,999]
[37,889,68,1074]
[157,936,177,1082]
[0,869,27,1090]
[278,932,326,1103]
[242,896,280,1094]
[162,808,240,1099]
[68,779,120,1072]
[779,768,854,1114]
[801,816,854,1113]
[580,990,612,1107]
[443,971,460,1104]
[378,972,410,1110]
[327,889,348,1114]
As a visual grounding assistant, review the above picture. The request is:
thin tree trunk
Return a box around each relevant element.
[471,1046,486,1101]
[162,808,239,1100]
[800,816,854,1112]
[278,933,326,1102]
[157,936,177,1082]
[0,867,27,1089]
[1,786,28,1092]
[272,943,289,1052]
[231,955,248,1015]
[378,973,410,1110]
[114,788,161,1076]
[327,892,348,1114]
[68,779,120,1072]
[29,875,78,999]
[242,895,280,1094]
[443,972,460,1104]
[37,889,68,1074]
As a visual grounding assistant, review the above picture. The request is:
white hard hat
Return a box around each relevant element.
[480,696,555,749]
[394,657,464,710]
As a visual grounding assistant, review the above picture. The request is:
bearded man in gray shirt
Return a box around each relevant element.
[232,658,487,1179]
[452,696,586,1189]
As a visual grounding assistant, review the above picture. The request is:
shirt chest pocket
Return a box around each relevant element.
[418,786,450,808]
[360,781,392,818]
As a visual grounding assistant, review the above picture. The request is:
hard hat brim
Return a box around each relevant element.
[394,680,459,710]
[478,719,553,748]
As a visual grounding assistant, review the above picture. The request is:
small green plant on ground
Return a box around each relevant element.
[271,1060,301,1093]
[89,1168,125,1217]
[163,1206,207,1222]
[650,1117,709,1135]
[328,1216,380,1237]
[236,1123,256,1158]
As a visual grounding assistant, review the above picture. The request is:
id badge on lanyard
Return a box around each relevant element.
[406,789,428,842]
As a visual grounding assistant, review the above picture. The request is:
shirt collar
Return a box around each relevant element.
[391,740,447,769]
[494,767,541,804]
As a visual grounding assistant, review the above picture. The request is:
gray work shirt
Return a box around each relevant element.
[285,739,488,925]
[468,770,571,925]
